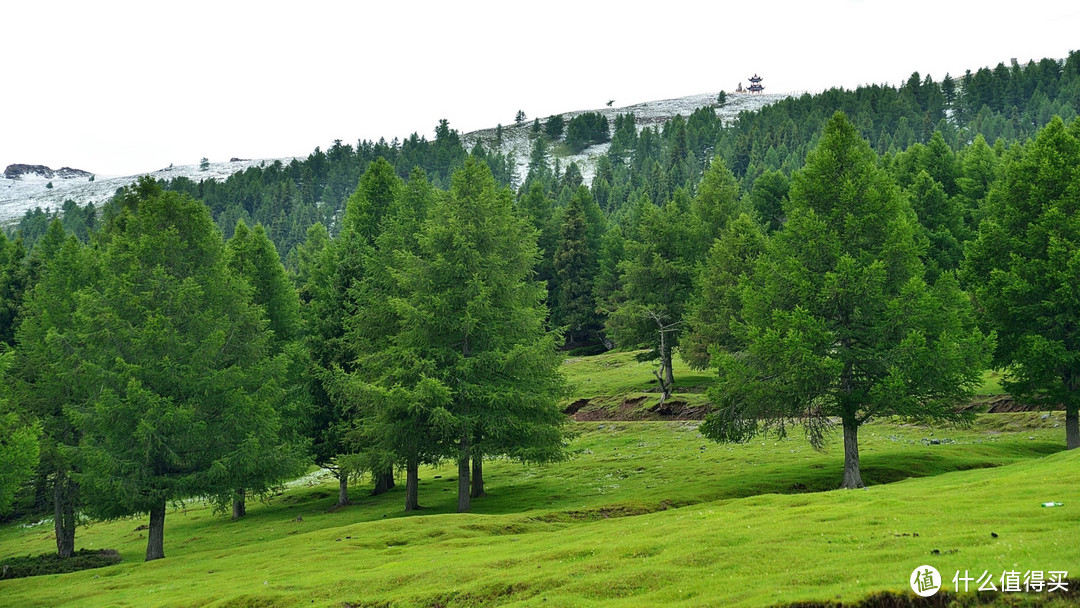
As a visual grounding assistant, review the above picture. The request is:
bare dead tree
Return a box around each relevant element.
[645,309,682,406]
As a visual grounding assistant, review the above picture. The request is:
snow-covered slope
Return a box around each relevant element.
[461,91,788,185]
[1,91,789,225]
[0,158,296,224]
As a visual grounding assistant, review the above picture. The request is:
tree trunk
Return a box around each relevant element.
[663,346,675,389]
[145,498,166,561]
[404,456,420,511]
[232,488,246,519]
[53,473,76,558]
[457,434,471,513]
[1066,405,1079,450]
[373,469,395,495]
[841,414,864,489]
[337,473,350,506]
[470,456,486,498]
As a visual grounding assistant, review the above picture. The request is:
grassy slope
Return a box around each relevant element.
[562,351,1011,417]
[561,350,717,416]
[562,349,716,398]
[1,413,1075,607]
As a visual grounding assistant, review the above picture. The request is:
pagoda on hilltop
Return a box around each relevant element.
[748,74,764,93]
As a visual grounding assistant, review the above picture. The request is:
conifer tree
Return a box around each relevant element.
[964,117,1080,448]
[955,134,999,229]
[552,193,600,346]
[222,221,308,518]
[10,231,97,556]
[682,214,767,370]
[693,157,746,243]
[0,352,39,518]
[607,196,701,403]
[390,158,568,511]
[706,113,991,488]
[747,170,790,232]
[516,181,559,292]
[544,114,565,140]
[70,178,292,560]
[906,170,967,281]
[296,223,360,506]
[335,168,444,511]
[0,232,30,348]
[304,160,405,504]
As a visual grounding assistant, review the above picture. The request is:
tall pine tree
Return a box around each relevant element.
[10,231,98,556]
[389,157,568,512]
[70,178,294,560]
[222,220,308,518]
[706,113,991,488]
[964,117,1080,448]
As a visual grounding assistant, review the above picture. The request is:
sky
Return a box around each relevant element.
[2,0,1078,177]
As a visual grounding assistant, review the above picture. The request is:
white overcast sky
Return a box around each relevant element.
[2,0,1077,177]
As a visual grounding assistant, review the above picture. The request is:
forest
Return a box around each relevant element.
[1,53,1079,606]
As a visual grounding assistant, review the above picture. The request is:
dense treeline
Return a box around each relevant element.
[1,54,1079,566]
[715,53,1080,186]
[11,53,1077,264]
[155,120,514,259]
[13,201,97,246]
[0,157,569,562]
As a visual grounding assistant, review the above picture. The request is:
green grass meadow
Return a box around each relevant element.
[1,352,1076,607]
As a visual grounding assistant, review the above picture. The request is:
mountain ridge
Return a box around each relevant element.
[0,91,787,224]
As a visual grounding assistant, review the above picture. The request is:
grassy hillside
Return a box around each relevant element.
[1,353,1073,607]
[561,350,717,419]
[1,415,1075,606]
[562,351,1010,418]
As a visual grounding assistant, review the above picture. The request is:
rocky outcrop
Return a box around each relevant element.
[4,164,92,179]
[55,167,93,179]
[4,164,53,179]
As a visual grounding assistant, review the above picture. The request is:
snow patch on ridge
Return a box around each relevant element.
[2,91,791,225]
[461,92,790,185]
[0,158,296,224]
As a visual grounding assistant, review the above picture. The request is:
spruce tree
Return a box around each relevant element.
[682,214,767,370]
[70,178,292,560]
[0,352,39,517]
[552,193,600,346]
[705,113,991,488]
[964,117,1080,448]
[606,196,701,403]
[222,221,308,518]
[10,232,97,556]
[390,157,568,512]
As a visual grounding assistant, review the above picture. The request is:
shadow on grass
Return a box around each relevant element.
[184,437,1065,537]
[0,548,121,580]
